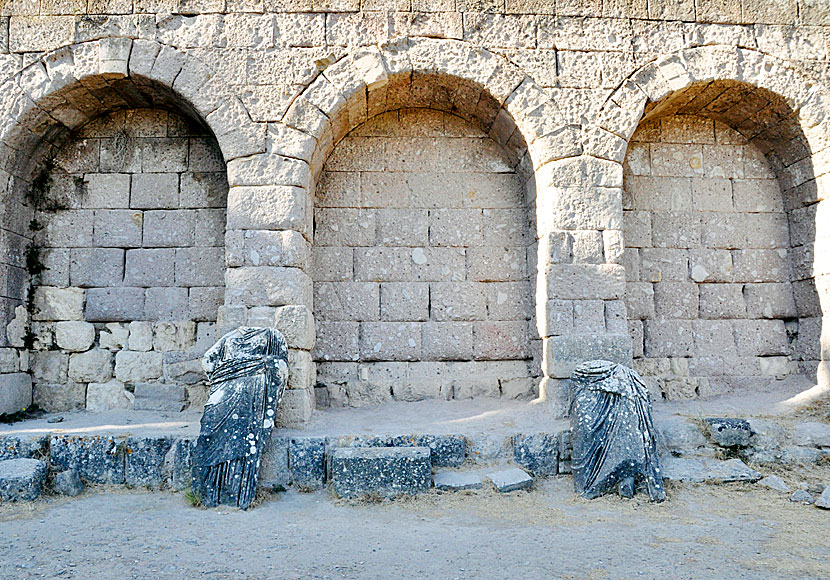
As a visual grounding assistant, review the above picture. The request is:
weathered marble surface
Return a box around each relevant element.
[570,360,665,502]
[192,327,289,510]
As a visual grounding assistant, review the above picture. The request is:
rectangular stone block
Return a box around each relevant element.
[32,287,84,321]
[49,435,125,485]
[329,447,431,499]
[744,214,790,249]
[180,172,228,209]
[85,287,144,322]
[143,210,196,247]
[174,247,224,287]
[314,208,375,247]
[93,210,143,247]
[467,247,527,282]
[513,433,558,476]
[430,282,487,321]
[314,282,379,321]
[692,319,737,357]
[411,247,466,281]
[546,264,625,300]
[486,281,532,321]
[743,283,797,319]
[376,209,428,246]
[83,173,131,209]
[639,248,688,282]
[474,321,529,360]
[643,320,694,357]
[353,247,411,282]
[429,209,483,247]
[380,282,428,321]
[359,322,421,361]
[289,437,326,490]
[311,247,353,281]
[650,211,701,249]
[131,173,179,209]
[422,322,473,360]
[124,248,175,287]
[698,284,746,319]
[259,435,290,490]
[225,267,312,307]
[145,287,189,320]
[733,320,790,356]
[69,248,124,287]
[653,281,698,319]
[689,249,733,283]
[544,334,633,378]
[313,321,359,362]
[0,373,32,416]
[124,437,173,489]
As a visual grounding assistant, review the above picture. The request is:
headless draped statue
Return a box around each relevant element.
[570,360,665,502]
[192,327,289,509]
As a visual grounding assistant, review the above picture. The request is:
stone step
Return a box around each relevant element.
[330,447,431,499]
[485,467,533,492]
[434,471,483,491]
[0,458,48,501]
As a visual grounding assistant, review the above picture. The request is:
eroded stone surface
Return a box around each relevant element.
[330,447,431,499]
[0,458,48,501]
[485,467,533,493]
[434,471,483,491]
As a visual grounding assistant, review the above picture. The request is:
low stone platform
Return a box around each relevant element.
[0,459,48,501]
[0,392,827,502]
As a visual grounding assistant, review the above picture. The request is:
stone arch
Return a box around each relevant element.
[222,37,622,422]
[591,44,830,393]
[0,39,251,415]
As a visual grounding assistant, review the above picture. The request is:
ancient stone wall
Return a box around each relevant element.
[0,2,829,424]
[14,108,227,411]
[624,114,796,399]
[312,108,538,406]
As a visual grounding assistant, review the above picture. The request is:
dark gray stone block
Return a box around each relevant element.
[433,471,482,491]
[125,437,173,488]
[486,467,533,492]
[290,437,326,490]
[388,434,466,467]
[164,438,194,491]
[50,435,125,484]
[259,435,290,490]
[330,447,431,499]
[54,469,84,497]
[0,458,47,501]
[0,435,49,460]
[513,433,559,476]
[705,418,752,448]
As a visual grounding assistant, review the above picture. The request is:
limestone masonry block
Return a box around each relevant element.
[115,351,163,383]
[68,349,113,383]
[55,321,95,352]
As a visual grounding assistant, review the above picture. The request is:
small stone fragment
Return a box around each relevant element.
[789,489,814,504]
[815,487,830,509]
[757,475,790,493]
[434,471,483,491]
[47,416,64,424]
[705,418,752,448]
[0,458,48,501]
[485,467,533,492]
[53,469,84,497]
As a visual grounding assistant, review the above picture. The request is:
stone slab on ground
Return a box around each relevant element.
[513,433,559,476]
[816,487,830,509]
[54,469,84,496]
[790,490,814,504]
[433,471,483,491]
[485,467,533,492]
[50,435,126,484]
[330,447,431,499]
[705,418,752,447]
[0,458,47,501]
[660,457,762,484]
[792,422,830,447]
[757,475,790,493]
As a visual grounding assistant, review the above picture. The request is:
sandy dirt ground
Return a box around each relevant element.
[1,474,828,580]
